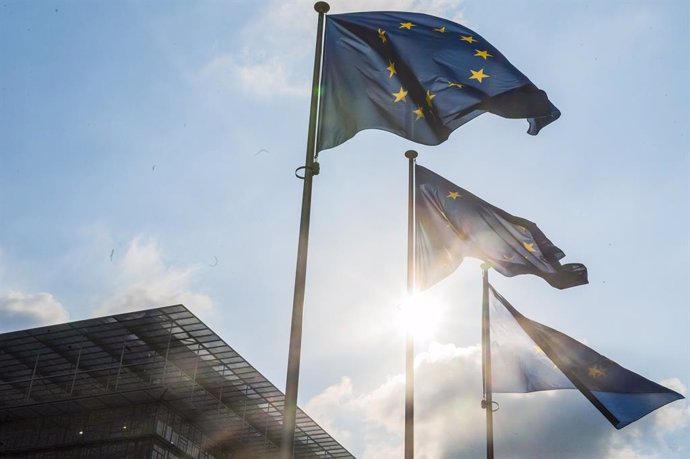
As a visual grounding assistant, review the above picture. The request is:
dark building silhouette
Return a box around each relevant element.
[0,305,353,458]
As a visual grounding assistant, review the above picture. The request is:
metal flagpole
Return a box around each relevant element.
[280,2,330,458]
[405,150,418,459]
[481,263,495,459]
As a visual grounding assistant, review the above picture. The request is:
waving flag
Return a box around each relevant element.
[489,287,684,429]
[415,165,587,290]
[317,11,560,152]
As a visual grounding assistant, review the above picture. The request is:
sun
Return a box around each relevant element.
[397,293,444,341]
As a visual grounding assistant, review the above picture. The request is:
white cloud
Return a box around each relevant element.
[0,234,214,331]
[604,446,659,459]
[305,341,689,459]
[0,247,69,331]
[0,291,69,331]
[304,376,355,443]
[652,379,690,433]
[96,237,214,316]
[201,54,311,98]
[200,0,466,98]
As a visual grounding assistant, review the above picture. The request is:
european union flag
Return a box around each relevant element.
[415,165,587,290]
[317,11,560,152]
[489,286,684,429]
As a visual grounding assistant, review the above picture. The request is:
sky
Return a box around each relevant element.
[1,0,688,457]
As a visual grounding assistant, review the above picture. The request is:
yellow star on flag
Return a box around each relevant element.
[588,366,606,378]
[377,28,387,43]
[460,35,477,43]
[474,49,493,59]
[392,87,408,103]
[433,26,446,33]
[413,106,425,120]
[425,89,436,106]
[523,242,536,253]
[386,61,397,78]
[447,191,461,200]
[400,22,415,30]
[469,68,490,83]
[448,82,463,89]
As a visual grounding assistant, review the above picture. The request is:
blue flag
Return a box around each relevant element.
[317,11,560,152]
[415,165,587,290]
[489,286,684,429]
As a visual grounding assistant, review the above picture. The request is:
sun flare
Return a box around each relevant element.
[397,293,444,341]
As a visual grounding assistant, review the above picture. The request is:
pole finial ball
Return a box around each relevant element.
[405,150,418,159]
[314,2,330,13]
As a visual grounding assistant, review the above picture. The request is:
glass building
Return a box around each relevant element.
[0,305,354,458]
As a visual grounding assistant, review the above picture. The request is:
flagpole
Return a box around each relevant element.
[280,2,329,458]
[405,149,418,459]
[481,263,495,459]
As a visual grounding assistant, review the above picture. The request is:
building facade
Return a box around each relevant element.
[0,305,353,458]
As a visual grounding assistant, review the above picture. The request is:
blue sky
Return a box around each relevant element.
[1,0,688,457]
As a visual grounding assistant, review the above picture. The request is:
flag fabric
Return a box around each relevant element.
[316,11,560,152]
[415,165,587,290]
[489,286,684,429]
